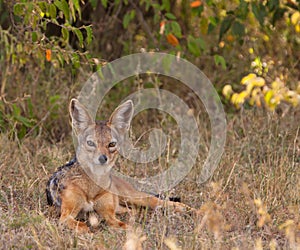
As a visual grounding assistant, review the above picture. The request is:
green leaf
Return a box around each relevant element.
[27,98,34,118]
[18,126,27,139]
[209,16,217,26]
[72,0,81,19]
[214,55,227,70]
[24,4,33,24]
[251,2,266,26]
[12,104,21,117]
[62,27,69,42]
[54,0,70,22]
[89,0,97,9]
[122,9,135,28]
[50,95,61,104]
[162,0,171,12]
[69,0,81,21]
[236,0,249,20]
[152,3,161,10]
[38,2,47,13]
[100,0,107,8]
[232,21,245,37]
[72,53,80,69]
[85,26,93,45]
[16,115,33,128]
[49,4,57,19]
[56,51,65,66]
[170,21,182,38]
[267,0,279,12]
[196,37,206,50]
[165,13,176,20]
[219,16,234,41]
[123,12,131,28]
[73,28,84,48]
[69,2,76,21]
[187,35,201,56]
[129,9,135,19]
[13,3,25,16]
[32,32,37,42]
[188,41,201,57]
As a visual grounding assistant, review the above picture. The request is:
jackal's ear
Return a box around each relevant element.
[69,98,93,134]
[108,100,134,132]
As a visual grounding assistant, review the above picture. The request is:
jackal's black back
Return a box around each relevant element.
[46,157,77,207]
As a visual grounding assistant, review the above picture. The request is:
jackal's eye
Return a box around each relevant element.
[108,141,116,148]
[87,140,96,147]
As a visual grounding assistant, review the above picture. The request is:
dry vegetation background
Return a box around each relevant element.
[0,0,300,249]
[0,99,299,249]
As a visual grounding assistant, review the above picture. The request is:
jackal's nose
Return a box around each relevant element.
[99,154,108,164]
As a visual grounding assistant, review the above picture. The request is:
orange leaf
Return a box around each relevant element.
[190,1,202,8]
[46,49,51,62]
[166,33,179,46]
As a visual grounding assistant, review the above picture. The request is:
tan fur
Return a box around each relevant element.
[49,99,195,233]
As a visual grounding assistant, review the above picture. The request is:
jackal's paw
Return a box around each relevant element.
[88,212,99,228]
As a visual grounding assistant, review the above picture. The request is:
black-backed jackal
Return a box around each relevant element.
[46,99,195,233]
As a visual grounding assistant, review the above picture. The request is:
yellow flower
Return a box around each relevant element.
[231,93,239,106]
[263,35,269,42]
[291,11,300,32]
[246,82,254,93]
[241,73,257,85]
[252,77,265,87]
[251,87,261,97]
[231,91,249,106]
[255,97,262,107]
[238,91,249,101]
[222,85,233,99]
[291,11,300,25]
[264,90,277,110]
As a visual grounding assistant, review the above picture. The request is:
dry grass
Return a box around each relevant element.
[0,106,299,249]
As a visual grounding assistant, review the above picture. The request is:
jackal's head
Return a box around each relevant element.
[69,98,134,175]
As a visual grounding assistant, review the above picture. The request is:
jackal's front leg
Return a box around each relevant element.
[59,187,90,233]
[94,193,128,229]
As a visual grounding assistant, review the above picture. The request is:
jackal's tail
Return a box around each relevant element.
[46,157,77,207]
[154,194,181,203]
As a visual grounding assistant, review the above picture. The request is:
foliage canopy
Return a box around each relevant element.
[0,0,299,139]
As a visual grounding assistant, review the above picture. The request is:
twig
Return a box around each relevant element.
[129,0,157,45]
